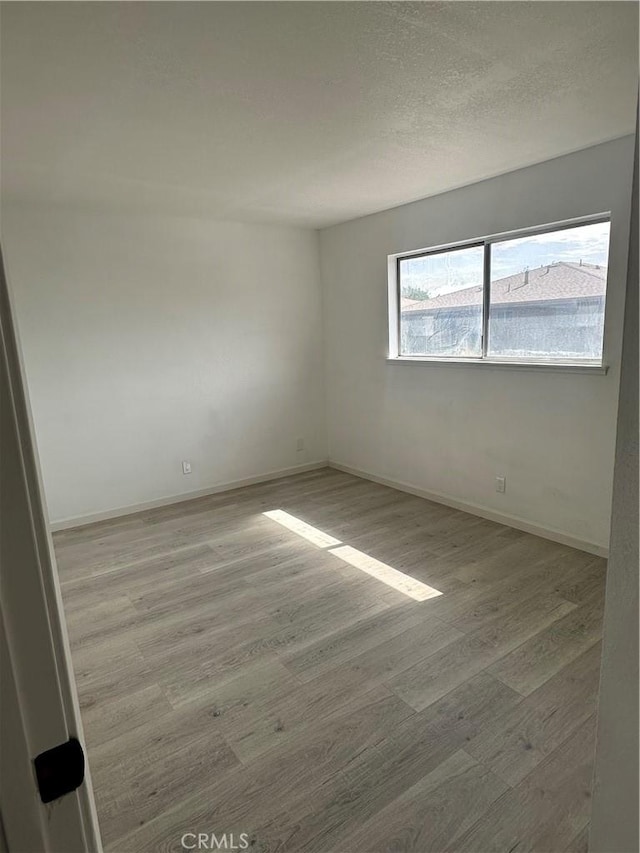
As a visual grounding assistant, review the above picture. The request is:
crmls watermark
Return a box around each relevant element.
[181,833,250,850]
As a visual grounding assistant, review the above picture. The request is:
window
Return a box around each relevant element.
[398,245,484,358]
[392,216,610,367]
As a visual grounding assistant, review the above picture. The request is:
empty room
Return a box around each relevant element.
[0,2,638,853]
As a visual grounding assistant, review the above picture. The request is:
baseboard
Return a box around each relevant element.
[328,461,609,558]
[50,458,610,558]
[49,461,329,532]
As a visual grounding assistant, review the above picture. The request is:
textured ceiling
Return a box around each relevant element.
[1,2,637,227]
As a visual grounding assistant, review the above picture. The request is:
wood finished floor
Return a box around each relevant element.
[54,468,606,853]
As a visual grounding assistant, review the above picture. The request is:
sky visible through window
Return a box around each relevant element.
[491,221,610,281]
[400,221,610,300]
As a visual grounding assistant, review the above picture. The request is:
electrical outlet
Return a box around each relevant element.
[296,438,305,452]
[182,460,192,475]
[495,475,506,493]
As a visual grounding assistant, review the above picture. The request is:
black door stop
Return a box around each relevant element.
[34,737,85,803]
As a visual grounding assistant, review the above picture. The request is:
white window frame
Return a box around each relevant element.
[387,212,611,373]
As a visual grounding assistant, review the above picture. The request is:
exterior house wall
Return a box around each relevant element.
[401,296,605,359]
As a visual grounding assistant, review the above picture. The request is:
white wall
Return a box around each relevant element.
[3,137,633,546]
[1,204,326,524]
[590,122,638,853]
[320,137,635,552]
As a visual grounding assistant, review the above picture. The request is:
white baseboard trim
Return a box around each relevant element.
[50,461,329,532]
[50,458,609,558]
[328,461,609,558]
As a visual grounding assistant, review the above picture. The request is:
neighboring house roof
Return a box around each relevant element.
[402,261,606,313]
[400,297,422,309]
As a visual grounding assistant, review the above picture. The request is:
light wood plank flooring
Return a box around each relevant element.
[54,468,606,853]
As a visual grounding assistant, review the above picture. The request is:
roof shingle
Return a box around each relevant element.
[402,262,606,313]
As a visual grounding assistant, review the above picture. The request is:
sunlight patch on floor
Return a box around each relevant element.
[328,545,442,601]
[263,509,442,601]
[263,509,342,548]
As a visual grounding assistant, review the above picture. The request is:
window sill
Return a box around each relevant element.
[386,357,608,374]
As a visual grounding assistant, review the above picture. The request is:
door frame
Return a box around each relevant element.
[0,244,102,852]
